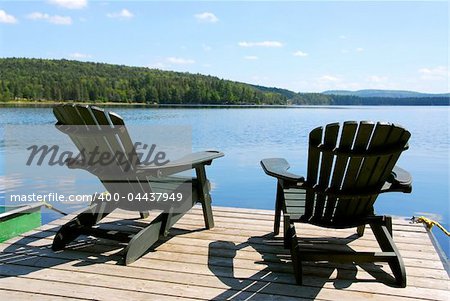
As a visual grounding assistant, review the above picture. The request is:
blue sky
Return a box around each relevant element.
[0,0,448,93]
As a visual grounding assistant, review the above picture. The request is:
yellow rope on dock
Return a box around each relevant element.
[412,216,450,236]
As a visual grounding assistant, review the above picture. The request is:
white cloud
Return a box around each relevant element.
[293,50,308,57]
[49,15,72,25]
[312,74,399,91]
[149,62,166,69]
[149,57,196,70]
[107,9,134,20]
[69,52,92,59]
[238,41,283,48]
[419,66,448,81]
[27,12,47,20]
[360,75,403,90]
[244,56,259,60]
[27,12,72,25]
[0,10,18,24]
[355,47,364,52]
[316,75,362,91]
[48,0,87,9]
[194,12,218,23]
[339,35,347,39]
[319,75,340,82]
[167,57,195,65]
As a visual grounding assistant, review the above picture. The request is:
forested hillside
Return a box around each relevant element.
[0,58,287,104]
[0,58,448,105]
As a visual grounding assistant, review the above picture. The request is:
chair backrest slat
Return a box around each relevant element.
[108,111,140,167]
[304,127,322,218]
[54,105,92,160]
[323,121,358,220]
[313,123,339,220]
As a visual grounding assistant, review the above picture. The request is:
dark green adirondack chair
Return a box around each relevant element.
[261,121,412,287]
[52,104,223,264]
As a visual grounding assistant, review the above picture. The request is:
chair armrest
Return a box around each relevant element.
[136,150,224,178]
[260,158,305,183]
[381,166,412,193]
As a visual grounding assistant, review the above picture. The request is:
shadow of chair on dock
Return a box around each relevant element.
[0,218,205,278]
[207,232,399,300]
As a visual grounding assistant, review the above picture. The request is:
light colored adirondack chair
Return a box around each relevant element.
[261,121,412,287]
[52,104,223,264]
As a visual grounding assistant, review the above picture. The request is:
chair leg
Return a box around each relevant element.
[124,213,165,265]
[161,209,185,237]
[385,215,393,237]
[283,214,292,249]
[388,256,407,288]
[52,201,111,251]
[274,181,283,235]
[125,202,194,264]
[196,166,214,229]
[139,211,149,219]
[288,223,303,285]
[357,225,365,237]
[370,217,406,287]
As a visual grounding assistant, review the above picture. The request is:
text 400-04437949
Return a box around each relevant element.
[96,192,184,202]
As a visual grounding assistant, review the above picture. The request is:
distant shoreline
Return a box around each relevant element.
[1,101,292,108]
[0,101,448,108]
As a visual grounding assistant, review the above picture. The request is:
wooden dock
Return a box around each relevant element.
[0,206,448,300]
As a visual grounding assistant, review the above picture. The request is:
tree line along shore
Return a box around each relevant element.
[0,58,448,106]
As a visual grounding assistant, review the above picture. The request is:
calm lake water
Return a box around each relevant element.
[0,106,448,258]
